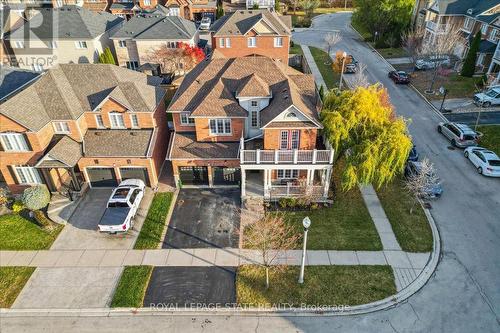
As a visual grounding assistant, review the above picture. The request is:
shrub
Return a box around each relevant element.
[12,200,24,213]
[0,188,9,206]
[252,3,259,9]
[461,31,481,77]
[22,185,50,211]
[33,210,55,230]
[279,198,288,208]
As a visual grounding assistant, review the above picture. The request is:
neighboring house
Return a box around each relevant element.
[422,0,500,74]
[0,63,169,194]
[0,66,40,102]
[167,55,334,201]
[246,0,274,9]
[111,12,198,71]
[0,3,26,66]
[488,41,500,84]
[210,9,292,64]
[109,0,215,21]
[4,5,124,72]
[77,0,111,12]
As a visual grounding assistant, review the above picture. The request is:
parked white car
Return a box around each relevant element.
[98,179,146,233]
[199,17,211,30]
[415,56,451,70]
[464,147,500,177]
[473,87,500,107]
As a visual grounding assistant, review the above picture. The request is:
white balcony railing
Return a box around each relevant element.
[240,149,334,165]
[494,48,500,61]
[246,0,274,8]
[425,20,449,34]
[269,185,324,198]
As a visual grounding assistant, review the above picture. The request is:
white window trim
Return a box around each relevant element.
[489,28,498,42]
[75,41,88,49]
[250,110,259,128]
[14,166,42,185]
[109,112,126,129]
[52,121,70,134]
[180,112,195,126]
[274,37,283,47]
[14,41,25,48]
[130,114,139,128]
[118,40,127,48]
[248,37,256,48]
[0,132,30,152]
[481,23,488,35]
[277,169,299,179]
[209,119,232,135]
[95,114,105,128]
[48,41,57,49]
[225,38,231,48]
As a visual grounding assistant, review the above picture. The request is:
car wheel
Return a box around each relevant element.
[477,167,483,174]
[464,151,469,158]
[437,126,442,133]
[483,102,491,108]
[451,139,457,147]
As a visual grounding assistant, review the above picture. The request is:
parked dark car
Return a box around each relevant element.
[408,144,419,162]
[344,55,358,73]
[388,71,410,84]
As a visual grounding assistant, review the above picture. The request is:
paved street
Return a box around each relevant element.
[444,110,500,125]
[2,12,499,332]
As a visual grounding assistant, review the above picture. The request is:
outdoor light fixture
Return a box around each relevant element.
[298,216,311,284]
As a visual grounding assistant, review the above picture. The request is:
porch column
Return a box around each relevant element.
[306,169,313,186]
[207,166,213,188]
[68,168,81,191]
[323,168,333,198]
[487,59,495,75]
[241,169,246,197]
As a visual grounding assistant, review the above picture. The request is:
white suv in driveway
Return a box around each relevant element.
[437,122,480,148]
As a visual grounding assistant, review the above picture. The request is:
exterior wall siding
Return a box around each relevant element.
[194,118,244,142]
[212,35,290,63]
[263,128,317,150]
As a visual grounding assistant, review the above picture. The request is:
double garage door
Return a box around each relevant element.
[87,167,149,187]
[178,166,240,186]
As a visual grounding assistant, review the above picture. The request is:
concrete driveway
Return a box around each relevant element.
[162,189,240,249]
[12,267,122,309]
[51,188,153,250]
[143,266,236,307]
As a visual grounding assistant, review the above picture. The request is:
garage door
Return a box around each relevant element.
[120,167,150,186]
[213,167,240,186]
[179,166,209,186]
[87,168,118,187]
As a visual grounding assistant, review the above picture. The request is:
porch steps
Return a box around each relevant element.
[47,191,85,225]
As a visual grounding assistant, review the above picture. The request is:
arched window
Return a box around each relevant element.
[286,112,297,118]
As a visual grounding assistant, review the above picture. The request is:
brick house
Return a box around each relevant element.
[210,9,292,64]
[4,6,123,72]
[108,0,216,21]
[421,0,500,74]
[0,64,169,194]
[110,12,199,72]
[167,54,334,201]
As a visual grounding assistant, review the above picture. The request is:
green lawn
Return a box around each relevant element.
[351,19,372,41]
[134,192,173,249]
[274,161,382,251]
[411,72,483,100]
[290,8,353,27]
[237,265,396,306]
[309,46,341,90]
[0,214,63,250]
[0,267,35,308]
[375,47,408,59]
[111,266,153,308]
[376,178,433,252]
[477,125,500,155]
[290,43,303,56]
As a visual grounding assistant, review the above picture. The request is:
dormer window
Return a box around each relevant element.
[286,112,297,118]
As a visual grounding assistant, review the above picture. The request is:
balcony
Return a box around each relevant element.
[425,21,449,34]
[494,48,500,61]
[240,149,334,165]
[246,0,274,9]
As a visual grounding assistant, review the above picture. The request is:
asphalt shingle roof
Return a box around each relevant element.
[211,9,291,36]
[83,129,154,157]
[40,135,83,167]
[111,13,197,40]
[0,66,40,101]
[0,64,165,131]
[6,5,123,40]
[430,0,500,16]
[170,132,240,160]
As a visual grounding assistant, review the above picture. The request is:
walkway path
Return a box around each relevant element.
[301,45,327,90]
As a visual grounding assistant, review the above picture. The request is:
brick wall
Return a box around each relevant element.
[194,118,244,142]
[212,35,290,63]
[172,113,196,132]
[263,128,317,150]
[83,98,156,129]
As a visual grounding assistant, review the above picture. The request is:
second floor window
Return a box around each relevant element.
[13,41,25,48]
[31,63,44,72]
[219,38,225,48]
[251,110,259,128]
[13,166,42,185]
[130,114,139,128]
[274,37,283,47]
[0,133,30,152]
[75,41,88,49]
[144,0,151,5]
[248,37,256,48]
[53,121,70,134]
[95,115,105,128]
[280,130,300,150]
[109,113,125,128]
[489,29,498,42]
[126,61,139,70]
[463,17,474,31]
[118,40,127,48]
[170,7,180,16]
[180,112,195,125]
[209,119,231,135]
[48,41,57,49]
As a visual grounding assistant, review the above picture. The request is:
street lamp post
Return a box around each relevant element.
[439,86,448,112]
[298,216,311,284]
[339,51,347,90]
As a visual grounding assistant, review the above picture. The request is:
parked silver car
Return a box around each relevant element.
[415,56,451,70]
[437,122,480,148]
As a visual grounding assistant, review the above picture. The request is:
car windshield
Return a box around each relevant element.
[463,134,477,140]
[112,188,130,199]
[108,202,129,208]
[398,72,407,77]
[486,90,498,97]
[488,159,500,166]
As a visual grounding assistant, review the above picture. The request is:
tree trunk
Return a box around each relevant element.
[265,267,269,289]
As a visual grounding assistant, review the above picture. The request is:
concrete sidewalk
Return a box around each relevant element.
[301,45,327,90]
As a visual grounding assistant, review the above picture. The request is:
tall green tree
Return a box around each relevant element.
[461,31,481,77]
[98,47,116,65]
[216,0,224,19]
[274,0,280,12]
[300,0,320,18]
[321,85,412,190]
[353,0,413,46]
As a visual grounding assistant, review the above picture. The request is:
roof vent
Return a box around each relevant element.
[130,132,137,136]
[467,8,473,15]
[95,132,102,136]
[284,95,289,100]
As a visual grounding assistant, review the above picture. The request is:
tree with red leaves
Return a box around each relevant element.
[144,42,205,75]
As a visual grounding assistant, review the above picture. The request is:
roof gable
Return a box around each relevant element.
[212,9,291,36]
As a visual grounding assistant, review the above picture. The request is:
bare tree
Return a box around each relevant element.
[144,43,204,76]
[349,63,370,88]
[401,26,425,68]
[324,32,342,59]
[404,158,440,214]
[417,25,462,93]
[244,214,300,289]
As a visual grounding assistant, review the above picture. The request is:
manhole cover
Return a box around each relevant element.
[447,146,455,150]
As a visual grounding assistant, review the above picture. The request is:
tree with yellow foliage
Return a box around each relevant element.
[321,85,412,190]
[332,50,351,73]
